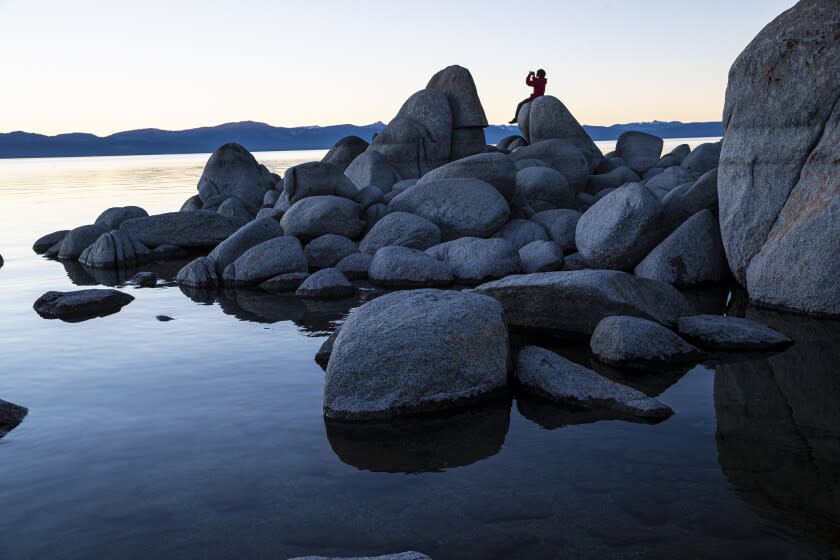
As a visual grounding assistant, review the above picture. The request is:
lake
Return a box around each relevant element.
[1,140,838,559]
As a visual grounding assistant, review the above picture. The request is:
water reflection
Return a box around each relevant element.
[61,258,189,287]
[714,309,840,555]
[516,395,672,429]
[325,400,511,473]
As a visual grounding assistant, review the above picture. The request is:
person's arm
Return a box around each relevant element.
[526,73,535,86]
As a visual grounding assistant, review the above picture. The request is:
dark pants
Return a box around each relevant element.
[512,98,532,122]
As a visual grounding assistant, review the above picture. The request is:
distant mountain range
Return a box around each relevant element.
[0,120,723,159]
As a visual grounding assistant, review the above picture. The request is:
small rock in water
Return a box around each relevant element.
[128,271,158,287]
[0,398,28,436]
[156,315,174,322]
[590,316,703,368]
[33,230,69,254]
[677,315,793,351]
[514,346,672,421]
[33,289,134,322]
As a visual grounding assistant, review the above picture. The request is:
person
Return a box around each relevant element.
[509,69,547,124]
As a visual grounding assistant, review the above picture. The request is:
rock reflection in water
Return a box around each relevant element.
[62,259,189,287]
[714,309,840,555]
[325,401,511,473]
[516,394,672,429]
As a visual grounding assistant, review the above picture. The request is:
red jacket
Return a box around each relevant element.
[527,74,547,99]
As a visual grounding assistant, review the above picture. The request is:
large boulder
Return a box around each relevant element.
[681,142,721,174]
[416,152,516,200]
[323,289,508,420]
[197,143,274,212]
[493,219,549,250]
[368,246,453,288]
[524,96,603,166]
[718,0,839,316]
[475,269,694,334]
[221,236,308,286]
[304,234,358,270]
[575,183,666,270]
[512,166,574,215]
[590,316,702,368]
[514,346,672,420]
[33,289,134,321]
[280,196,365,240]
[79,230,150,269]
[615,131,664,175]
[295,268,356,300]
[120,211,246,249]
[425,65,488,128]
[283,161,358,203]
[662,168,718,229]
[57,224,110,260]
[369,89,452,179]
[425,237,521,284]
[205,217,285,275]
[449,127,488,161]
[634,209,727,287]
[344,151,402,192]
[530,209,581,253]
[388,178,509,241]
[321,135,369,171]
[509,139,591,191]
[33,230,69,254]
[175,256,219,288]
[359,211,441,254]
[216,197,253,220]
[335,251,372,280]
[519,240,564,273]
[94,206,148,229]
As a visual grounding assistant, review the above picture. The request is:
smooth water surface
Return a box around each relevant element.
[1,141,838,559]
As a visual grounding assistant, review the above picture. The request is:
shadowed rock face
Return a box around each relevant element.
[324,401,510,473]
[718,0,840,316]
[714,309,840,553]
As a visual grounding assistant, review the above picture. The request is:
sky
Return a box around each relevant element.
[0,0,797,136]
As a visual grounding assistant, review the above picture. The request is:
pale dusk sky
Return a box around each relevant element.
[0,0,797,136]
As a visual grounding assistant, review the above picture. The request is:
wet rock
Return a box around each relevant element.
[615,131,664,175]
[417,152,516,200]
[295,268,356,300]
[95,206,148,229]
[514,346,672,420]
[519,240,564,273]
[512,166,574,215]
[493,219,548,250]
[634,209,727,287]
[324,289,508,420]
[221,236,308,287]
[120,211,246,249]
[33,289,134,321]
[425,237,520,284]
[79,230,150,269]
[530,209,581,253]
[359,211,441,255]
[257,271,310,293]
[0,398,28,436]
[335,252,372,280]
[33,230,69,254]
[344,150,402,192]
[322,135,369,171]
[475,270,694,334]
[197,143,275,212]
[575,183,666,270]
[57,224,110,260]
[368,246,452,288]
[284,161,359,204]
[590,315,702,368]
[388,178,509,241]
[677,315,793,351]
[128,271,157,287]
[304,234,358,270]
[280,196,365,241]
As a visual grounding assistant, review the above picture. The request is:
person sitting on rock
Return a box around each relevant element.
[509,69,547,124]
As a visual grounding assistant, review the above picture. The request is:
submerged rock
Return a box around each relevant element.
[475,270,694,334]
[677,315,793,351]
[33,289,134,321]
[514,346,672,420]
[590,316,702,368]
[324,289,509,420]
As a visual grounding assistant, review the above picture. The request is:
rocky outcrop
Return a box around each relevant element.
[120,211,246,249]
[520,96,603,166]
[33,289,134,321]
[514,346,672,420]
[425,237,520,284]
[590,316,702,368]
[718,0,840,316]
[94,206,149,229]
[427,65,488,160]
[197,143,275,212]
[323,289,508,420]
[388,178,509,241]
[475,270,694,334]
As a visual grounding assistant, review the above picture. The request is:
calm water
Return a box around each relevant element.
[1,141,838,560]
